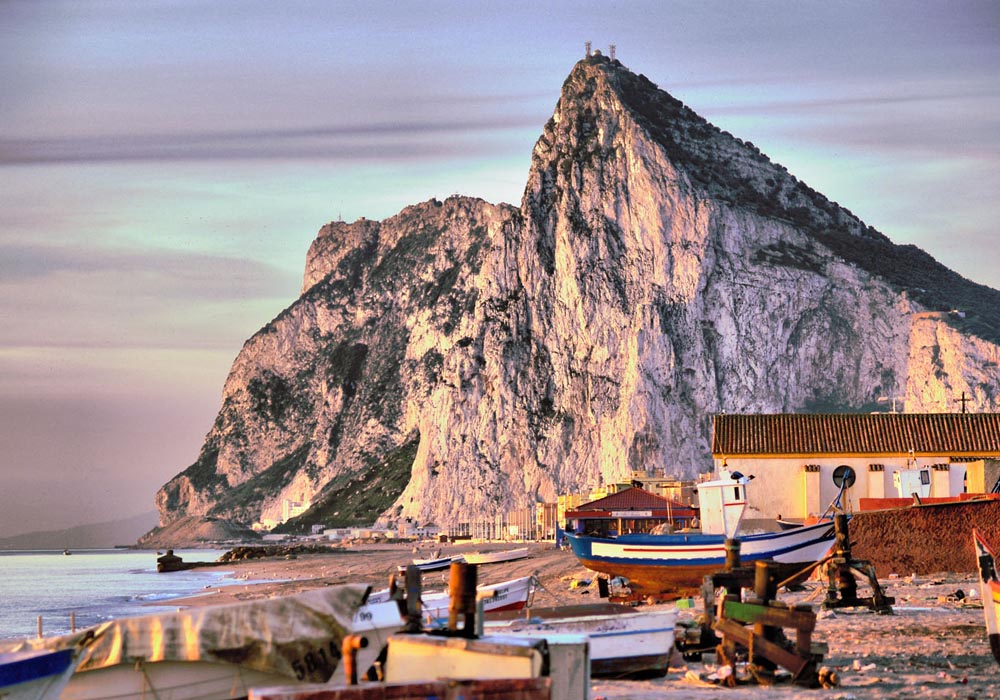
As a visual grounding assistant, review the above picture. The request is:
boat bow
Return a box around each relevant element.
[973,529,1000,666]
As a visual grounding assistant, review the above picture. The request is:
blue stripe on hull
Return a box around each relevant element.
[0,648,74,688]
[567,522,837,594]
[587,626,675,639]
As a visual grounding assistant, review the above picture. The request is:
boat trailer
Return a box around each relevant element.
[697,556,828,687]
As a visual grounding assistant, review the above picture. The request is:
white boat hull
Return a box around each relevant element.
[61,661,287,700]
[974,528,1000,666]
[484,604,677,678]
[400,556,456,573]
[368,575,534,621]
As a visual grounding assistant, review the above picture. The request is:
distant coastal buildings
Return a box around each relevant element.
[253,498,310,532]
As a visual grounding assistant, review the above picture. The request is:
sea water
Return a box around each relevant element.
[0,548,232,641]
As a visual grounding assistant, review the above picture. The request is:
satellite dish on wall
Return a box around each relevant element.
[832,465,856,489]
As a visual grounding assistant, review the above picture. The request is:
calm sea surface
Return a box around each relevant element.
[0,549,232,641]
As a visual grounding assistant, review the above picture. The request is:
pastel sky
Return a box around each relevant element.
[2,0,998,539]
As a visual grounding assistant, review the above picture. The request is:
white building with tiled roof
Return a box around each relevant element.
[711,413,1000,522]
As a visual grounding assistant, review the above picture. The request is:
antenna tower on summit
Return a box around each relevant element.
[609,44,616,60]
[585,41,592,57]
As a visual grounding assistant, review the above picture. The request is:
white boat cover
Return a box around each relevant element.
[1,585,370,684]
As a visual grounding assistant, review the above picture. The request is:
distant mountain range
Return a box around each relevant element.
[152,53,1000,543]
[0,510,159,550]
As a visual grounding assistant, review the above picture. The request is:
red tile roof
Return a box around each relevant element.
[712,413,1000,457]
[577,487,684,511]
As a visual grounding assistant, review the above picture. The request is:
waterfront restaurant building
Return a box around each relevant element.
[711,413,1000,521]
[564,487,698,537]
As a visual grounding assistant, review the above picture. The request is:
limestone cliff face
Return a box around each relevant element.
[155,55,1000,532]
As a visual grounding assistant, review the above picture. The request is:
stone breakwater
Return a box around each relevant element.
[217,543,351,562]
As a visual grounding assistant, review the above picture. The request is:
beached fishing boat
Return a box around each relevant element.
[397,554,463,573]
[775,517,804,530]
[567,469,838,597]
[461,547,529,565]
[974,528,1000,666]
[483,602,677,678]
[0,585,403,700]
[412,555,457,570]
[0,647,82,700]
[368,575,535,619]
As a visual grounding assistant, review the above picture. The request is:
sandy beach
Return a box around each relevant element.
[158,541,999,698]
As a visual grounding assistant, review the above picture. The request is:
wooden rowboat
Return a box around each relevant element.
[461,547,529,565]
[973,528,1000,666]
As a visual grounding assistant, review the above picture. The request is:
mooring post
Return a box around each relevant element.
[448,561,478,637]
[724,538,741,572]
[403,564,423,633]
[714,537,744,679]
[752,561,779,676]
[833,514,858,603]
[341,634,368,685]
[753,560,777,602]
[722,538,743,603]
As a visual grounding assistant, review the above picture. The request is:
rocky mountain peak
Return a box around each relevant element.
[549,55,871,239]
[150,58,1000,542]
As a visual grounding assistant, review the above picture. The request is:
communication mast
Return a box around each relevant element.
[609,44,616,61]
[585,41,592,57]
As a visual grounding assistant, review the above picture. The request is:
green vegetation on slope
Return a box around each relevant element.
[207,443,313,522]
[275,435,420,533]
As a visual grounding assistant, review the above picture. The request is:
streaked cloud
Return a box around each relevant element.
[700,87,1000,116]
[0,240,293,293]
[0,239,297,359]
[0,117,541,166]
[0,389,222,530]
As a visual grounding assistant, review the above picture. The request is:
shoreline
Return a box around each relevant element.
[161,541,590,608]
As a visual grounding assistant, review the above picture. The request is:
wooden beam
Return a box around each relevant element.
[714,618,810,677]
[722,600,816,633]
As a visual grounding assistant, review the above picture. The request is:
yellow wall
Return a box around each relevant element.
[867,466,885,499]
[966,460,986,493]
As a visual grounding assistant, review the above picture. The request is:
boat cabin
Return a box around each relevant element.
[695,469,752,538]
